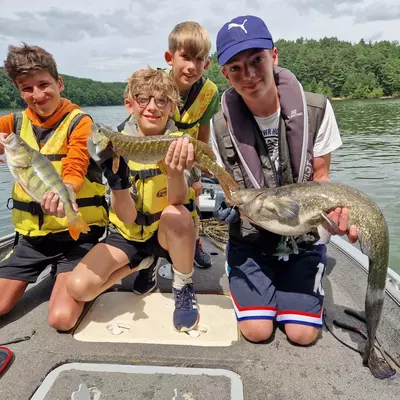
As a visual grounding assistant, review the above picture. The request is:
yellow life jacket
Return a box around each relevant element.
[109,131,197,242]
[10,110,109,237]
[172,77,217,139]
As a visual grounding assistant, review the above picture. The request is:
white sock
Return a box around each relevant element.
[172,268,193,290]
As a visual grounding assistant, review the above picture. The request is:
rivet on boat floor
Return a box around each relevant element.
[30,363,244,400]
[73,292,238,346]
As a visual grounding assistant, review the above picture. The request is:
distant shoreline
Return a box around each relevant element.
[331,95,399,101]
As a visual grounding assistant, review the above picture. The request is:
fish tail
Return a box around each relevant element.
[364,346,396,379]
[362,255,395,379]
[67,213,90,241]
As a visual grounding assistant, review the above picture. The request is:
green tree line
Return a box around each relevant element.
[205,37,400,100]
[1,37,399,107]
[0,68,126,108]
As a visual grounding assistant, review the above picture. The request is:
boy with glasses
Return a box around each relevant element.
[67,68,199,332]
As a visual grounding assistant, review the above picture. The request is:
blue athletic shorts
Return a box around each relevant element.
[226,240,327,328]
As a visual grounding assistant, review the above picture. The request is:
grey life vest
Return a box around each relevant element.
[212,67,327,247]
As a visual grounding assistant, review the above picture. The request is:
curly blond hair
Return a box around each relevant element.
[124,68,180,108]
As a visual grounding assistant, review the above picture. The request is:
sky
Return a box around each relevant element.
[0,0,399,82]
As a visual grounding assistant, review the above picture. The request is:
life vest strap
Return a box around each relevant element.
[9,195,107,213]
[174,120,199,130]
[77,195,107,209]
[130,168,162,180]
[8,198,43,215]
[9,195,108,230]
[135,199,195,226]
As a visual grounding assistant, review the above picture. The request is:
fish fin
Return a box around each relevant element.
[317,224,331,244]
[321,211,340,234]
[158,160,168,175]
[112,154,120,174]
[290,236,299,254]
[263,196,300,220]
[363,347,396,380]
[68,213,90,241]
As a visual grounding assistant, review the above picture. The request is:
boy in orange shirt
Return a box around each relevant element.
[0,43,108,331]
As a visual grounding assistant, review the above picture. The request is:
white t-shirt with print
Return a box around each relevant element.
[254,108,281,172]
[210,99,342,167]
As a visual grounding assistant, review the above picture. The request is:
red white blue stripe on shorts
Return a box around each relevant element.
[230,291,277,321]
[276,308,324,328]
[230,290,324,328]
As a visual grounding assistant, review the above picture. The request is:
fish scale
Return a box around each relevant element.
[91,124,237,195]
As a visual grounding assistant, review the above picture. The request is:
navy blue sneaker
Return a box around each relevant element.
[173,283,199,331]
[194,238,212,268]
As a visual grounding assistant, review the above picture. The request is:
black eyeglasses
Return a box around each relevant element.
[135,94,169,109]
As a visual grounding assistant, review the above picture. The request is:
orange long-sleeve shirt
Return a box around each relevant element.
[0,98,92,192]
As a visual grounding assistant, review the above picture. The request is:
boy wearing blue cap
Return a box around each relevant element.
[211,15,358,346]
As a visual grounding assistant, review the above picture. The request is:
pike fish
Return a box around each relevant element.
[0,133,90,240]
[90,123,238,196]
[228,181,396,379]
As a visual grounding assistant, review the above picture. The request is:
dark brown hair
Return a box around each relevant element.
[4,43,59,82]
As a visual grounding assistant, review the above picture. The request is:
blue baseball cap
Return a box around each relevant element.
[216,15,274,65]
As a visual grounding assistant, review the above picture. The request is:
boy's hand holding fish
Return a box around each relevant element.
[326,207,358,243]
[87,136,131,191]
[164,137,194,174]
[164,137,195,205]
[41,187,78,218]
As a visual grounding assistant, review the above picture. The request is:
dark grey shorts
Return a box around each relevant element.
[0,227,105,283]
[101,231,171,268]
[226,240,327,328]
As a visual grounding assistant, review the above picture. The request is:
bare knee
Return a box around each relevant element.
[239,320,274,343]
[66,275,97,302]
[0,300,16,316]
[161,206,194,235]
[48,307,79,332]
[285,324,320,346]
[0,281,27,316]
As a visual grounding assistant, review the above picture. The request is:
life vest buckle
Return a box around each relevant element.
[6,198,13,210]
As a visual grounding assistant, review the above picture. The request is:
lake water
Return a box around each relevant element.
[0,101,399,273]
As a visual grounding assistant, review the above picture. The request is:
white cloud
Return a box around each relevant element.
[0,0,398,82]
